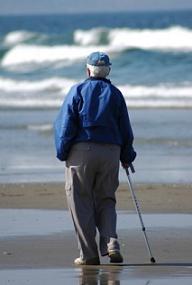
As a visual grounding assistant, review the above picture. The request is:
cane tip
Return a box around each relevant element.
[150,257,156,263]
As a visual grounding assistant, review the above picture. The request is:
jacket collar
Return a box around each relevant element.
[86,77,111,84]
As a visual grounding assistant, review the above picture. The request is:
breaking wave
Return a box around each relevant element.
[1,26,192,67]
[3,30,39,46]
[75,26,192,50]
[74,28,109,46]
[0,77,75,93]
[1,44,118,67]
[1,77,192,108]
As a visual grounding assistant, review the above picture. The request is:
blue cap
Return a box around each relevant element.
[87,51,111,66]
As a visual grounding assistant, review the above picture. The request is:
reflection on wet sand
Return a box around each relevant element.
[0,266,192,285]
[77,264,192,285]
[78,266,151,285]
[78,267,121,285]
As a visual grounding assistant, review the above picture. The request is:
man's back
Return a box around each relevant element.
[73,77,124,146]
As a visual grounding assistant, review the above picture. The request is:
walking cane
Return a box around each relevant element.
[125,164,156,263]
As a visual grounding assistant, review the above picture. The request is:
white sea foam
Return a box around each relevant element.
[27,124,52,131]
[3,30,37,46]
[125,99,192,108]
[1,44,116,67]
[2,26,192,67]
[74,28,108,45]
[108,26,192,50]
[75,26,192,50]
[0,77,75,93]
[1,96,192,109]
[0,98,62,108]
[0,77,192,98]
[119,84,192,98]
[120,84,192,107]
[0,77,192,108]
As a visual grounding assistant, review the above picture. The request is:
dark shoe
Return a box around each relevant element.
[108,250,123,263]
[74,256,100,265]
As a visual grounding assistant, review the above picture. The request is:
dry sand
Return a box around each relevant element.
[0,182,192,212]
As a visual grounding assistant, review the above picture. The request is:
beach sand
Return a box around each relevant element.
[0,182,192,284]
[0,182,192,212]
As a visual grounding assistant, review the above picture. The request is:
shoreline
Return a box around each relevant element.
[0,182,191,213]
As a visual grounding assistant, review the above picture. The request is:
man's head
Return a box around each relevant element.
[86,51,111,78]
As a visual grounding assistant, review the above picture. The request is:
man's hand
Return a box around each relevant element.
[121,162,130,169]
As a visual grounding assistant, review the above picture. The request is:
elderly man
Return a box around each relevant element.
[54,51,136,265]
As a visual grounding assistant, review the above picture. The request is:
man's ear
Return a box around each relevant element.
[86,68,91,77]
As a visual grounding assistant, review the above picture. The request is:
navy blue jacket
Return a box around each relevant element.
[54,77,136,163]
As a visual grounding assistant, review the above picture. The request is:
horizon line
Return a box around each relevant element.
[0,7,192,17]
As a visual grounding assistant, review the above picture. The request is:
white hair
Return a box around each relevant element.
[86,64,110,78]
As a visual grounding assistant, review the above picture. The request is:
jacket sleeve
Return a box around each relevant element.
[54,86,79,161]
[119,96,136,164]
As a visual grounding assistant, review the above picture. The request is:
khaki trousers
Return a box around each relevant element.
[65,142,121,260]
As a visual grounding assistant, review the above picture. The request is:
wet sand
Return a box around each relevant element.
[0,182,192,284]
[1,221,192,267]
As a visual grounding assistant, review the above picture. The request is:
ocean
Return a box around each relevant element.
[0,10,192,184]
